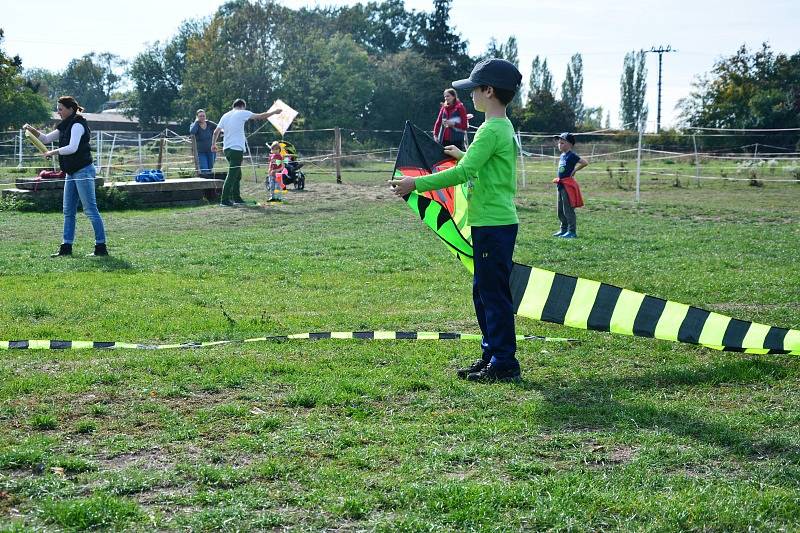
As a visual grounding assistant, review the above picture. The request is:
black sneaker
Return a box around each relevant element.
[456,358,489,379]
[89,243,108,257]
[219,200,235,207]
[233,198,246,205]
[51,243,72,257]
[467,362,522,383]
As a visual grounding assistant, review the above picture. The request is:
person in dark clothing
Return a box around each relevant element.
[24,96,108,257]
[189,109,218,176]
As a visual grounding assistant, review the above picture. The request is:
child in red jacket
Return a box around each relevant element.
[552,132,588,238]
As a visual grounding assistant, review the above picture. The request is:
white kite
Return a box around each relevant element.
[267,99,298,136]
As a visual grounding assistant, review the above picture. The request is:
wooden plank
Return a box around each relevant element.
[104,178,224,192]
[16,177,105,191]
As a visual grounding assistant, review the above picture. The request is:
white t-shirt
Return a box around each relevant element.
[216,109,254,151]
[40,124,85,155]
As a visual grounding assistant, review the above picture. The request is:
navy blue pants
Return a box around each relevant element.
[472,224,519,370]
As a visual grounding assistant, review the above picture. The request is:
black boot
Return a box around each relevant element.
[51,243,72,257]
[466,362,522,383]
[456,358,489,379]
[89,243,108,257]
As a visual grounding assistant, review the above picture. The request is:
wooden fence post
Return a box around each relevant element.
[334,127,342,184]
[157,134,166,172]
[191,135,200,176]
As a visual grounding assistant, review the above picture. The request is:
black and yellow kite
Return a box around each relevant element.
[393,122,799,355]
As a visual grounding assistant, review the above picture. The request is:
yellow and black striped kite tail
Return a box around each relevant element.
[510,264,800,355]
[0,331,578,351]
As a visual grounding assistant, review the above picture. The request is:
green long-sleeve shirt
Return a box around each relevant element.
[414,117,518,227]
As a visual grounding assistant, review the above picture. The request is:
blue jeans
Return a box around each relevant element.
[198,152,216,175]
[63,164,106,244]
[472,224,519,369]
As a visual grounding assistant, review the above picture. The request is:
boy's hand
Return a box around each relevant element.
[443,145,464,160]
[388,176,416,196]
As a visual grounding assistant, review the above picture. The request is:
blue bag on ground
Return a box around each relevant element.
[135,170,165,182]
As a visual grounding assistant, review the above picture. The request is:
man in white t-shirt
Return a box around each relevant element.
[212,99,281,206]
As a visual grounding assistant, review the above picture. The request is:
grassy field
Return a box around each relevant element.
[0,164,799,531]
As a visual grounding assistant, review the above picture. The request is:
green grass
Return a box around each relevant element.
[0,165,799,530]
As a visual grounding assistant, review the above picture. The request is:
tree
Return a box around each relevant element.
[518,90,575,133]
[181,0,286,122]
[582,106,604,130]
[413,0,471,83]
[23,67,61,103]
[619,50,648,129]
[128,20,204,126]
[368,50,446,131]
[281,32,375,129]
[58,52,126,112]
[562,53,584,124]
[0,29,49,130]
[330,0,415,56]
[528,56,554,97]
[678,43,800,131]
[521,54,574,132]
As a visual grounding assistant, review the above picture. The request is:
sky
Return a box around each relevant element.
[3,0,798,130]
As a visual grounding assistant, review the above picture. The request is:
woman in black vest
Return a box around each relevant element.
[24,96,108,257]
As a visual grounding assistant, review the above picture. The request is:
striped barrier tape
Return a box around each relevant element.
[0,331,578,351]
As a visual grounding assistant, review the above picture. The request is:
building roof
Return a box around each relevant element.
[51,111,138,124]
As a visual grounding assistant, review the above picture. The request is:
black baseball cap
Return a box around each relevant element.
[553,132,576,145]
[452,58,523,92]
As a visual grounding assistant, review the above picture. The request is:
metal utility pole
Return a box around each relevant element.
[647,45,676,132]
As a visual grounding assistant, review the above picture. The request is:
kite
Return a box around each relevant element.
[25,129,49,154]
[392,121,799,355]
[267,99,298,136]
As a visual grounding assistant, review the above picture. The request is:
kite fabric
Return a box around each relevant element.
[392,121,799,356]
[25,130,49,154]
[267,99,299,136]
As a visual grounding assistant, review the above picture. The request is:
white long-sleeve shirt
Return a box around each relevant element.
[38,123,85,155]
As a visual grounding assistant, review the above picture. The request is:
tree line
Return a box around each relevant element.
[2,0,799,149]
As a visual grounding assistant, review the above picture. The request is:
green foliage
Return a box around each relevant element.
[412,0,472,82]
[529,55,554,95]
[562,53,584,123]
[678,43,800,147]
[58,52,126,113]
[369,50,448,130]
[620,50,648,129]
[0,29,50,130]
[279,32,376,130]
[517,89,576,133]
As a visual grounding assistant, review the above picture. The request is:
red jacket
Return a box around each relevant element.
[553,176,584,208]
[433,101,468,143]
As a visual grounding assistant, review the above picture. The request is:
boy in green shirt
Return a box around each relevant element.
[391,58,523,382]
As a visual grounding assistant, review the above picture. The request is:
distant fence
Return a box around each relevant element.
[2,126,799,200]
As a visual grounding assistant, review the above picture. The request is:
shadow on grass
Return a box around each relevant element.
[519,358,799,458]
[87,256,134,271]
